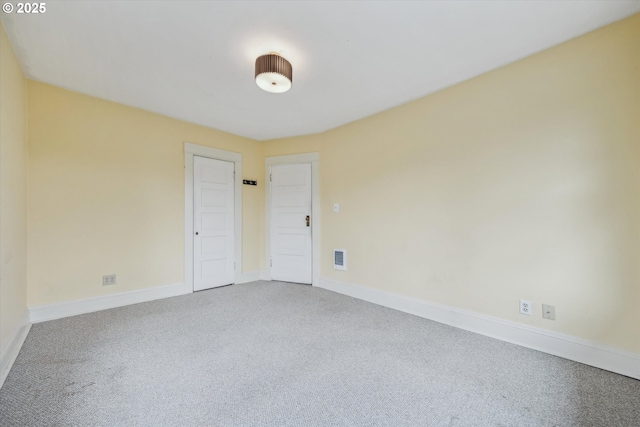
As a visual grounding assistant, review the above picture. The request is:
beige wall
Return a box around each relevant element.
[27,82,262,306]
[264,14,640,352]
[7,13,639,355]
[0,23,28,353]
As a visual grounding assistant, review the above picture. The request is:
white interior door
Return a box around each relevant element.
[194,156,235,291]
[270,163,312,284]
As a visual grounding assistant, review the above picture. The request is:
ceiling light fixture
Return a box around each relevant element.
[255,52,292,93]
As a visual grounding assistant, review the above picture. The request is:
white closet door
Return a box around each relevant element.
[270,163,312,284]
[194,156,235,291]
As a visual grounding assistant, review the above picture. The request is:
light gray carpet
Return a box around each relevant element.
[1,281,638,426]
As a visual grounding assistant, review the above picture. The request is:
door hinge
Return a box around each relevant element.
[234,171,236,179]
[270,258,272,267]
[234,262,236,269]
[270,173,272,182]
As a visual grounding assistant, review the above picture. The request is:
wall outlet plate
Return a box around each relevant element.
[520,299,532,315]
[542,304,556,320]
[333,203,339,213]
[102,274,116,286]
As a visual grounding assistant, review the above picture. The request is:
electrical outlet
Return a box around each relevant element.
[542,304,556,320]
[520,299,532,315]
[102,274,116,286]
[333,203,339,213]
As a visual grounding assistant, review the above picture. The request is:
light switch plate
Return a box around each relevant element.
[333,203,339,213]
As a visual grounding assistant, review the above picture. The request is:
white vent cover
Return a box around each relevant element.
[333,249,346,270]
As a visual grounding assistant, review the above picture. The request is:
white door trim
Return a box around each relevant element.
[185,142,242,292]
[265,153,320,285]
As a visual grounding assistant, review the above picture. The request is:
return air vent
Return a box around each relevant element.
[333,249,346,271]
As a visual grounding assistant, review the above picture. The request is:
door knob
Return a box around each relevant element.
[195,231,199,235]
[306,215,310,227]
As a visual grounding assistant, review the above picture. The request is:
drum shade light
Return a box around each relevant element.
[255,53,292,93]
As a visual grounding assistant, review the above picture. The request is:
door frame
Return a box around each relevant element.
[184,142,242,292]
[264,153,320,285]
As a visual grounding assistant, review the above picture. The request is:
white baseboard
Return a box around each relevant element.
[259,271,270,281]
[29,282,190,324]
[317,277,640,380]
[238,271,261,284]
[0,310,31,389]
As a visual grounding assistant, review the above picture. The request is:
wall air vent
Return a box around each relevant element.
[333,249,346,271]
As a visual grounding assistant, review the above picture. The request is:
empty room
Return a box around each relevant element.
[1,1,639,426]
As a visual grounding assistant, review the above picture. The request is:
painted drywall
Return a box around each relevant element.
[0,23,28,353]
[27,82,262,306]
[263,14,640,353]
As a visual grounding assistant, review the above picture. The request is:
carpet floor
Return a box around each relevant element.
[1,281,638,426]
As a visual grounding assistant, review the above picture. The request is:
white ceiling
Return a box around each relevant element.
[3,1,639,140]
